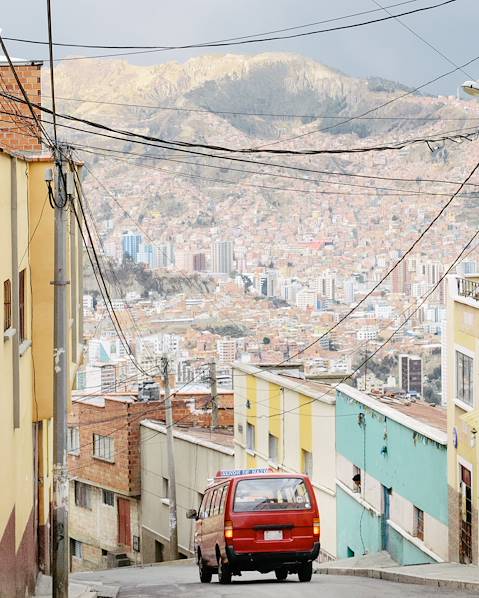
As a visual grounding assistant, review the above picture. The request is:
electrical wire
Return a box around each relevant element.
[3,0,425,49]
[8,0,455,62]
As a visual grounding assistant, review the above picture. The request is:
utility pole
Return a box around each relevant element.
[161,355,178,560]
[210,361,218,429]
[52,147,70,597]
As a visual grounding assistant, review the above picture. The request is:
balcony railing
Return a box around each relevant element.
[457,277,479,300]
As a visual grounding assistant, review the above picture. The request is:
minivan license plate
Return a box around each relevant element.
[264,530,283,540]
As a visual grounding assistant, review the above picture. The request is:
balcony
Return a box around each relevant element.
[457,277,479,301]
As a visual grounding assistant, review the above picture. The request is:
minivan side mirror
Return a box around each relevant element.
[186,508,198,520]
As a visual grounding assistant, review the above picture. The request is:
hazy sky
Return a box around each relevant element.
[2,0,478,96]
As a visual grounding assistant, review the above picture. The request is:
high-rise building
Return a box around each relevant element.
[296,289,317,310]
[157,242,175,268]
[122,231,143,260]
[343,279,355,304]
[193,253,207,272]
[398,354,423,396]
[212,240,234,274]
[391,260,410,294]
[457,260,477,276]
[258,270,278,297]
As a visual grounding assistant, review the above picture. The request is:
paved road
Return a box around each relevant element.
[73,562,477,597]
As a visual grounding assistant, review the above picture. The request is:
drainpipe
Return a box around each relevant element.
[10,156,20,428]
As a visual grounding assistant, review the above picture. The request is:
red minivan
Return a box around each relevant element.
[186,468,320,584]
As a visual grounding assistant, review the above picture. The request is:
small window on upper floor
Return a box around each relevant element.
[67,426,80,455]
[93,433,114,462]
[456,351,474,408]
[268,433,278,463]
[19,269,26,343]
[3,279,11,333]
[246,423,255,452]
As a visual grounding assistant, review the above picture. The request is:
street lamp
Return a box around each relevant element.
[462,80,479,97]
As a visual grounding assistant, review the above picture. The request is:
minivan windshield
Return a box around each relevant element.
[233,477,311,512]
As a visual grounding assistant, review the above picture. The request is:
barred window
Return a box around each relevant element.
[93,433,114,462]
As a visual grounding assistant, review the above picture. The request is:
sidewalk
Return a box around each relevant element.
[34,572,119,598]
[317,551,479,592]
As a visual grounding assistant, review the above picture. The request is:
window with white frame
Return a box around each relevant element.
[67,426,80,455]
[93,433,114,462]
[246,423,255,452]
[456,351,474,407]
[268,434,278,463]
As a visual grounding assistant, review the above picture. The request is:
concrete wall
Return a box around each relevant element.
[233,365,337,559]
[336,390,448,564]
[141,423,233,561]
[445,282,479,564]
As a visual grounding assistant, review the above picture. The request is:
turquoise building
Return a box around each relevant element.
[335,385,448,564]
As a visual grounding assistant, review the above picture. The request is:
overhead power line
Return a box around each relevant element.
[47,93,479,122]
[1,91,478,157]
[5,0,454,62]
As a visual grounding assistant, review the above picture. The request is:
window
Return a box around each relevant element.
[352,465,361,493]
[200,491,214,519]
[268,434,279,463]
[212,486,225,516]
[234,477,312,512]
[74,481,91,509]
[70,538,83,559]
[302,450,313,478]
[414,506,424,541]
[3,279,11,332]
[456,351,474,407]
[67,426,80,455]
[162,477,169,499]
[19,269,25,343]
[93,433,114,462]
[102,489,114,507]
[246,423,255,452]
[220,486,228,513]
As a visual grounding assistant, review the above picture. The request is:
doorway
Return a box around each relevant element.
[460,465,473,564]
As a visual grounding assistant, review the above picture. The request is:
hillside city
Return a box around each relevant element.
[2,2,479,597]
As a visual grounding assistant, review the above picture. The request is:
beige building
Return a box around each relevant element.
[141,420,234,561]
[233,363,337,560]
[445,274,479,564]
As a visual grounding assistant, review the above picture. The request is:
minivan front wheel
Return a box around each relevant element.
[297,561,313,582]
[198,551,212,583]
[217,556,232,584]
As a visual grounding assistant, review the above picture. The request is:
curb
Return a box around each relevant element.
[317,566,479,592]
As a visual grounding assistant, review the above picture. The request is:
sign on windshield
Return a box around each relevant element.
[233,477,311,512]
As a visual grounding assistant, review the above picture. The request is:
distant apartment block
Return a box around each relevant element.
[399,354,423,397]
[122,231,142,261]
[217,339,237,363]
[212,240,233,274]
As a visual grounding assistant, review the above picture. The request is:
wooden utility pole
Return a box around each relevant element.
[161,355,179,560]
[210,361,218,429]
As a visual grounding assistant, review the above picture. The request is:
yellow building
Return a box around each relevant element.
[233,363,337,560]
[446,274,479,564]
[0,106,83,595]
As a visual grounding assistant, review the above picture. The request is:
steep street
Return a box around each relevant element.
[72,562,477,597]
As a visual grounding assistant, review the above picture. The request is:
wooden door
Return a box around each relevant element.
[118,498,131,547]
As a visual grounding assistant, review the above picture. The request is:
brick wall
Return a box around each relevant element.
[0,62,43,152]
[68,393,234,496]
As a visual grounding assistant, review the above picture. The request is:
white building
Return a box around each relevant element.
[356,326,378,341]
[296,289,317,310]
[217,339,237,363]
[140,421,234,560]
[211,240,234,274]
